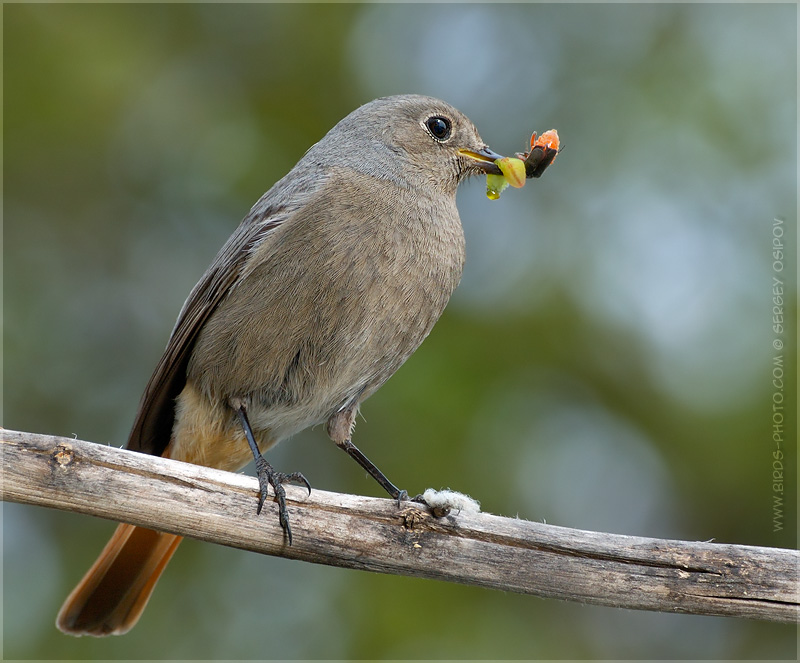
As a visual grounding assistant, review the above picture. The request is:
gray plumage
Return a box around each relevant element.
[57,94,508,637]
[128,94,498,470]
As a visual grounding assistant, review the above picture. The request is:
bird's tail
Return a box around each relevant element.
[56,523,182,636]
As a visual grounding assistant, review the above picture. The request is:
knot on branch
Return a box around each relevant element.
[50,442,75,469]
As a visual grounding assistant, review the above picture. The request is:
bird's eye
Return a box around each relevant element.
[425,116,452,142]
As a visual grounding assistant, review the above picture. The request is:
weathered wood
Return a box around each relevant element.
[2,429,797,623]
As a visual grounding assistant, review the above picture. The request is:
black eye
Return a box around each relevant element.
[425,116,452,142]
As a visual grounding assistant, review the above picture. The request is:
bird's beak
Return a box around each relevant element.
[458,146,505,175]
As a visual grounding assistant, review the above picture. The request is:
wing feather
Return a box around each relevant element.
[126,202,289,455]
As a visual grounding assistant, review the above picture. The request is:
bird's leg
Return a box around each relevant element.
[233,402,310,545]
[327,407,408,503]
[339,439,408,503]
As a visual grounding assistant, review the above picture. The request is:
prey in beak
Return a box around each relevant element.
[459,129,561,200]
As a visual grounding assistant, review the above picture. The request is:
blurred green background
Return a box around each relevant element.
[4,3,796,660]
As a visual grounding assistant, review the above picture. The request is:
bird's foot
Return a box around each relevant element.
[394,489,409,507]
[253,455,311,545]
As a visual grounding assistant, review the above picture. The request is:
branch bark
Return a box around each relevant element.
[2,428,797,623]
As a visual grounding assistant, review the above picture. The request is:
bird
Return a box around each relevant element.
[57,94,509,636]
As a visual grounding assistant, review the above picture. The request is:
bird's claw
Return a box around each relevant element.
[253,456,310,546]
[395,489,409,507]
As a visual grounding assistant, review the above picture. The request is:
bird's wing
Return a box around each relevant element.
[126,198,295,456]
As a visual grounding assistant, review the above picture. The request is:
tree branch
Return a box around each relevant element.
[2,428,797,623]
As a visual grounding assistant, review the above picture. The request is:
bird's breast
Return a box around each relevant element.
[187,171,465,439]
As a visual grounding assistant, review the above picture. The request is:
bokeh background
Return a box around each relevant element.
[4,3,796,660]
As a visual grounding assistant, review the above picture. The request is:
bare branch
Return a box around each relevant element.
[2,429,797,623]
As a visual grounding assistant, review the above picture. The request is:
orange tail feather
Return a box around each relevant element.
[56,523,182,636]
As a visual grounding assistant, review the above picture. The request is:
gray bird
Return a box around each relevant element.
[57,94,513,636]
